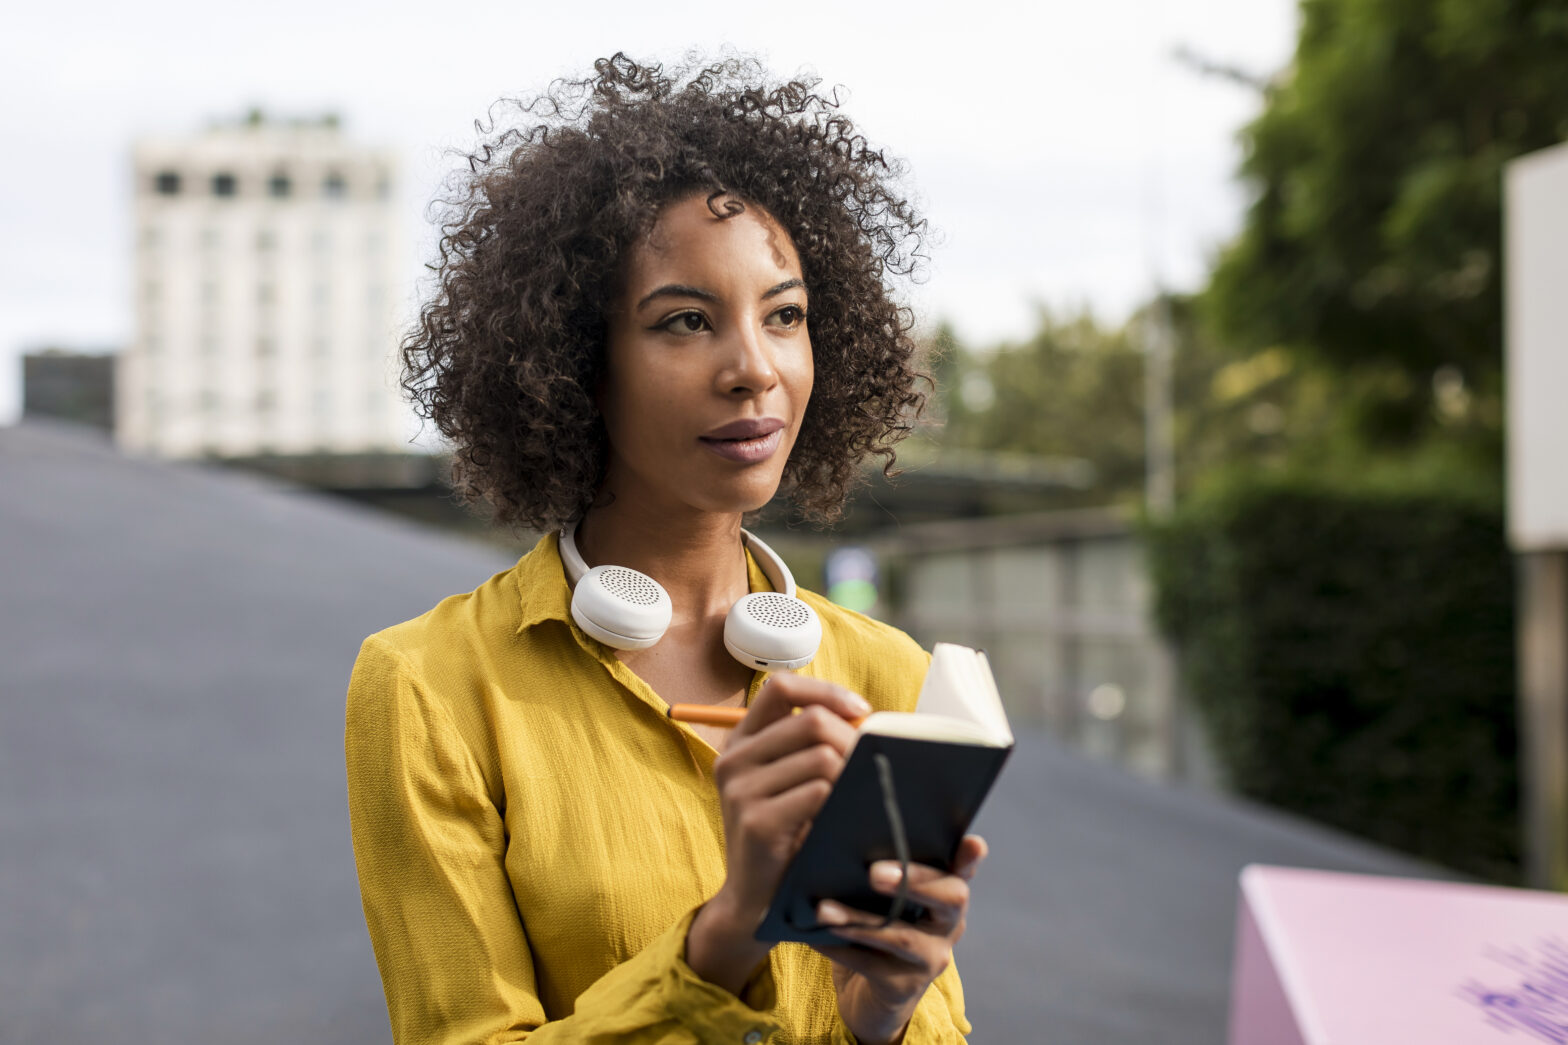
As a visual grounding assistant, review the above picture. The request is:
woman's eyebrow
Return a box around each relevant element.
[635,278,806,311]
[762,278,806,299]
[635,284,718,310]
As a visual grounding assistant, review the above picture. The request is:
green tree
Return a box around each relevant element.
[1205,0,1568,454]
[932,299,1358,506]
[934,310,1148,503]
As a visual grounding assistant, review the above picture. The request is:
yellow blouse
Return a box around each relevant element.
[345,533,970,1044]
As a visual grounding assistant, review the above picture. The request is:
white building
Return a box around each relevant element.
[121,114,409,457]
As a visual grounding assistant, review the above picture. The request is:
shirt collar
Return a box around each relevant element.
[514,531,575,634]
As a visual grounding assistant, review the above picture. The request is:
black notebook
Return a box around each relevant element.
[755,643,1013,946]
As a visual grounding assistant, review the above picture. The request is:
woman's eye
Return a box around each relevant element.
[771,305,807,328]
[657,311,709,334]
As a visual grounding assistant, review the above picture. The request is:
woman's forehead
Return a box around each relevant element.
[624,194,801,287]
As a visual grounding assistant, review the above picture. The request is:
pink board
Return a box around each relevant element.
[1228,865,1568,1044]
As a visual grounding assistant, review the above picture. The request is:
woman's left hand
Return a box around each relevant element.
[813,834,988,1045]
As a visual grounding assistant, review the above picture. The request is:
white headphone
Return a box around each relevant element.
[559,522,822,671]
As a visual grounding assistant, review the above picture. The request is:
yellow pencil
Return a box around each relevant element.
[666,704,867,728]
[666,704,748,727]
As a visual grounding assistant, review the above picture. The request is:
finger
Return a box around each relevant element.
[729,741,845,802]
[737,778,835,849]
[816,899,895,930]
[827,913,965,966]
[733,673,871,739]
[952,835,988,880]
[865,862,969,932]
[813,904,932,965]
[722,703,859,768]
[816,940,925,982]
[817,891,965,946]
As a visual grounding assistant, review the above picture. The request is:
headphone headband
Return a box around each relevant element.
[559,524,795,596]
[741,529,797,597]
[558,523,591,586]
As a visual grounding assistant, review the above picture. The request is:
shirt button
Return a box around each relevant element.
[743,1032,763,1044]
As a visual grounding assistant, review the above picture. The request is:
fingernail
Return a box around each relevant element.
[816,900,850,926]
[846,692,872,714]
[870,861,903,889]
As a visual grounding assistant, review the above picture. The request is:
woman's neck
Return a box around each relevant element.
[573,501,751,624]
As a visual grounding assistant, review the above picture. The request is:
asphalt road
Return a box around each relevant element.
[0,422,1441,1044]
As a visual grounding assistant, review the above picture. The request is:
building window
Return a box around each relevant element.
[154,171,180,195]
[268,172,291,198]
[323,172,347,199]
[212,172,237,197]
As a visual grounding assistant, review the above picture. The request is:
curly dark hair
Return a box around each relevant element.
[402,52,929,530]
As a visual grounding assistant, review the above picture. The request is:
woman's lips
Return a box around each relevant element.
[699,424,785,464]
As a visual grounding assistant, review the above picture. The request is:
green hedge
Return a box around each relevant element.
[1147,481,1519,881]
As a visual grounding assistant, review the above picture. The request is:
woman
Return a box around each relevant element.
[346,54,986,1044]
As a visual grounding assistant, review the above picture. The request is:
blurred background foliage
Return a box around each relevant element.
[923,0,1568,877]
[1147,481,1518,882]
[934,0,1568,502]
[1205,0,1568,467]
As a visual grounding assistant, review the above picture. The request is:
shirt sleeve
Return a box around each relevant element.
[345,636,785,1045]
[903,963,971,1042]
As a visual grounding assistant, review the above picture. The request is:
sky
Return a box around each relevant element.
[0,0,1298,424]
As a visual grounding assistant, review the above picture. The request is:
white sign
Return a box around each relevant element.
[1506,141,1568,551]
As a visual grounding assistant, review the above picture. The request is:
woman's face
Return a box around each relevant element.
[598,193,814,519]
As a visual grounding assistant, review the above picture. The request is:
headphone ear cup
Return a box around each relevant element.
[570,565,672,650]
[723,592,821,671]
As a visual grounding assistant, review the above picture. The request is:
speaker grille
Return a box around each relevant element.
[746,592,813,628]
[600,567,663,605]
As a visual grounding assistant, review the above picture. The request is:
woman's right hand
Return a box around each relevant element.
[685,673,870,994]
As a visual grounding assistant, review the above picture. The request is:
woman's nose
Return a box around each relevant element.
[716,320,778,396]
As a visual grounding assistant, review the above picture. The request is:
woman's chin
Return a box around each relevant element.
[689,476,787,518]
